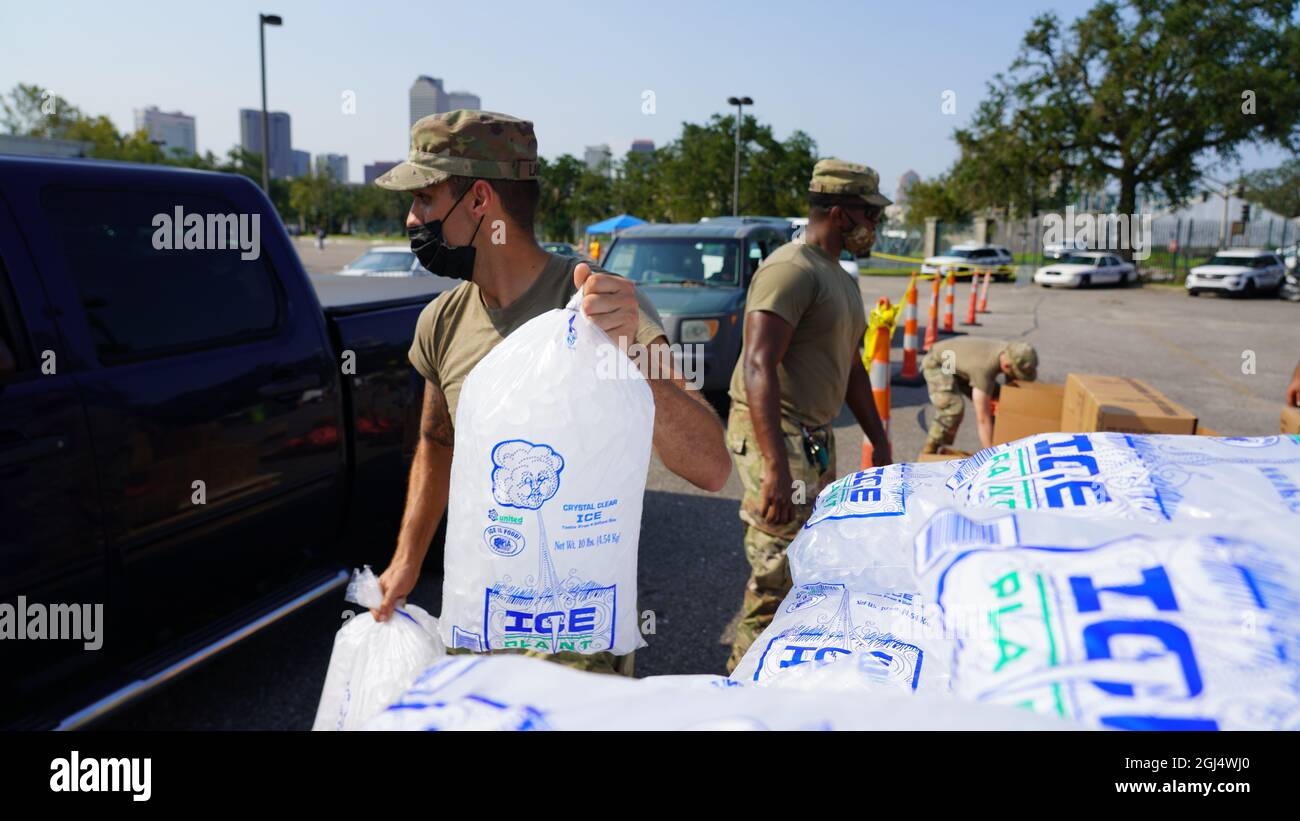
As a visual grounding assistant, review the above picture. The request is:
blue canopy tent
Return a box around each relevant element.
[585,214,646,234]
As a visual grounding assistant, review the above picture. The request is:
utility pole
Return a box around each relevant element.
[1202,175,1245,249]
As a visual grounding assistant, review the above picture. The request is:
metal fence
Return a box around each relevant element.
[981,214,1298,279]
[874,224,927,260]
[935,220,976,252]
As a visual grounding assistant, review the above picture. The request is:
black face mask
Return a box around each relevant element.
[408,181,485,280]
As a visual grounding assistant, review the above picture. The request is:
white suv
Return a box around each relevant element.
[921,244,1014,280]
[1186,249,1286,296]
[1276,243,1298,271]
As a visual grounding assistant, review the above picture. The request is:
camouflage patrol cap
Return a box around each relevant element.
[374,109,539,191]
[1003,341,1038,382]
[809,158,892,207]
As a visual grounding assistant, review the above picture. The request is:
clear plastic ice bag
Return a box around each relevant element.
[312,566,445,731]
[439,293,655,656]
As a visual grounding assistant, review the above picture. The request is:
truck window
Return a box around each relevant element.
[40,188,282,364]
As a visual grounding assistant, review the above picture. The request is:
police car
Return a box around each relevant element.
[1033,251,1136,288]
[1186,249,1287,296]
[921,244,1014,280]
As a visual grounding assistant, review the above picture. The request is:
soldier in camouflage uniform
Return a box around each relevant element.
[367,110,731,676]
[725,159,893,673]
[921,337,1038,453]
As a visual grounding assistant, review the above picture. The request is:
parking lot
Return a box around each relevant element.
[97,244,1298,729]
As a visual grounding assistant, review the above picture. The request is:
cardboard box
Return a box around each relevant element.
[1283,406,1300,435]
[1196,426,1221,437]
[915,446,971,462]
[1061,374,1197,435]
[993,381,1065,444]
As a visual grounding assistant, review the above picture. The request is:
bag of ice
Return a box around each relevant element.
[438,293,655,656]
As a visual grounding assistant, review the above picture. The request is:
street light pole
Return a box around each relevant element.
[1202,175,1244,249]
[727,96,752,217]
[259,13,283,193]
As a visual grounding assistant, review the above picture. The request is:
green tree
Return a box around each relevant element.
[903,173,972,227]
[1242,159,1300,218]
[1,83,167,162]
[649,114,818,222]
[742,124,818,217]
[537,154,586,241]
[950,83,1077,218]
[987,0,1300,221]
[613,149,666,222]
[289,171,345,232]
[1,83,84,138]
[351,185,409,235]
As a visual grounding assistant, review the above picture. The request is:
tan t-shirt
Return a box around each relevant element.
[925,336,1007,396]
[727,241,868,428]
[408,252,666,424]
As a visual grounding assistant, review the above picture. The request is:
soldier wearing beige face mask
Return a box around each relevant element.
[723,158,892,673]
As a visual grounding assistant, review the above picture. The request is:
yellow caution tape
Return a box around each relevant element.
[872,252,927,264]
[863,299,903,371]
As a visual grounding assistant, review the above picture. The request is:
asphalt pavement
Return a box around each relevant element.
[97,242,1299,729]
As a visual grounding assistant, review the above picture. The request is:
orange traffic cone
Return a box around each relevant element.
[923,272,941,352]
[964,271,981,325]
[977,268,993,313]
[861,297,893,469]
[942,270,956,333]
[894,272,922,385]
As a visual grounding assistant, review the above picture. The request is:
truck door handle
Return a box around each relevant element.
[0,435,68,468]
[258,373,321,399]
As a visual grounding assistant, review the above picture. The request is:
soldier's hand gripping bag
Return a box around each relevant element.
[439,293,654,656]
[313,566,445,731]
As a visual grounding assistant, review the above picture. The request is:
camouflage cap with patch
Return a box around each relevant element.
[374,109,539,191]
[1003,341,1038,382]
[809,158,892,207]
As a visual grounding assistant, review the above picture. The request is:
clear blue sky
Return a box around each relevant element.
[2,0,1287,186]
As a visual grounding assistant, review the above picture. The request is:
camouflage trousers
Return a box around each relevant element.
[922,355,966,449]
[445,647,633,676]
[724,404,835,674]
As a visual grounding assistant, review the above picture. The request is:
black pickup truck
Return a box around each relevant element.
[0,156,451,729]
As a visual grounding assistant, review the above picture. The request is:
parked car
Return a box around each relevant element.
[836,249,859,276]
[1274,242,1298,271]
[1186,248,1286,297]
[601,221,790,399]
[339,245,419,277]
[1042,241,1086,259]
[921,244,1014,280]
[1033,251,1136,288]
[541,241,578,257]
[701,215,797,241]
[0,155,458,729]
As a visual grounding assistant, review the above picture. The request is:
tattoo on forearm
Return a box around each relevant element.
[420,385,454,446]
